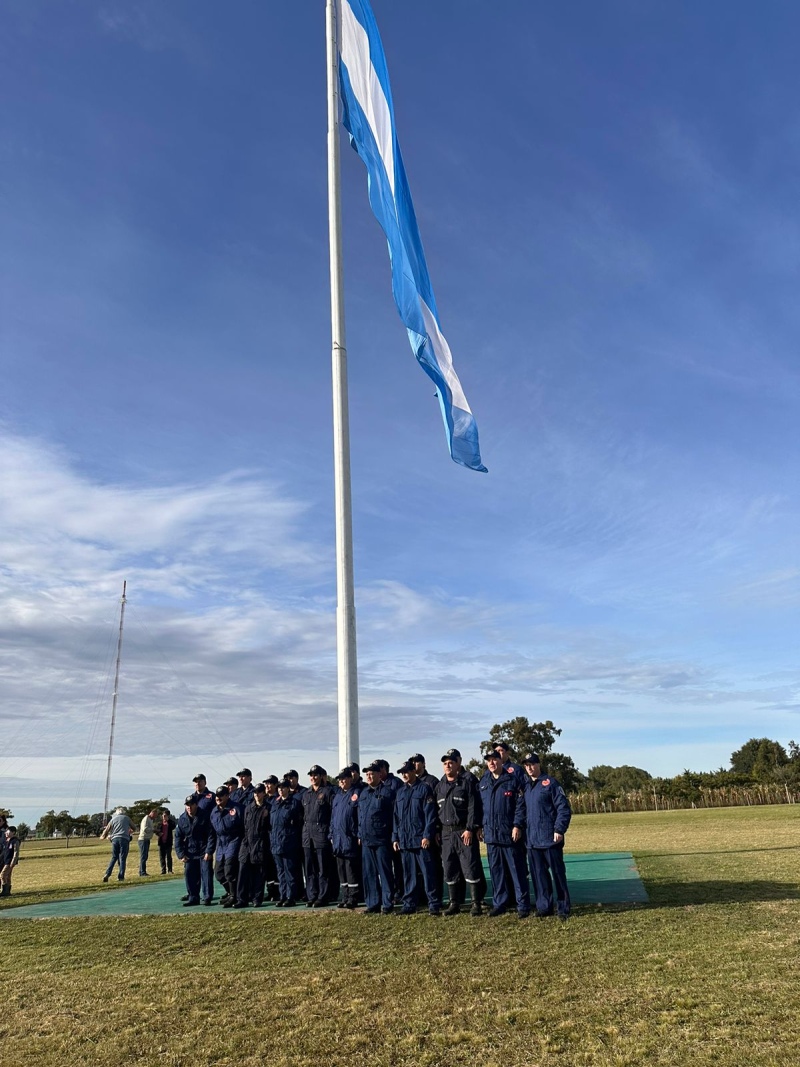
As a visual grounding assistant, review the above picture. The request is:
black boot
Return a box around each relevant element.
[444,899,460,916]
[469,884,482,917]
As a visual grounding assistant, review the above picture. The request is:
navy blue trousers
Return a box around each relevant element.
[362,842,394,910]
[275,853,300,902]
[528,844,570,917]
[487,843,530,914]
[399,847,440,912]
[183,857,202,904]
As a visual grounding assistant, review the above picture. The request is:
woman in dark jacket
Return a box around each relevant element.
[157,809,175,874]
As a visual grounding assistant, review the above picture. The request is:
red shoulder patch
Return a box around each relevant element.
[507,767,514,774]
[541,778,550,787]
[351,793,359,802]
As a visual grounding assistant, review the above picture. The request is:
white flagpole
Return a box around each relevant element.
[326,0,360,769]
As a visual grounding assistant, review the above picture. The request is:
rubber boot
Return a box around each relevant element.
[469,883,482,917]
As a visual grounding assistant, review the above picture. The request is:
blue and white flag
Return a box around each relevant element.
[338,0,487,473]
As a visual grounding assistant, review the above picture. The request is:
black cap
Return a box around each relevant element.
[375,759,389,770]
[348,762,360,774]
[397,761,416,775]
[264,775,279,785]
[409,753,425,763]
[278,778,292,789]
[254,782,266,794]
[441,748,461,763]
[308,765,327,777]
[484,749,503,761]
[215,786,230,798]
[184,795,197,806]
[285,769,299,778]
[192,774,206,783]
[362,761,381,773]
[336,767,354,780]
[236,768,252,778]
[495,742,511,752]
[225,777,238,787]
[522,752,541,764]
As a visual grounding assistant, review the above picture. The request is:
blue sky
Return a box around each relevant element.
[1,1,799,825]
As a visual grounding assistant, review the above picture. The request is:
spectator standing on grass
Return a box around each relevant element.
[137,808,157,877]
[157,809,175,874]
[0,827,20,896]
[392,762,441,916]
[174,796,211,907]
[330,767,361,909]
[101,806,134,882]
[479,750,530,919]
[208,785,244,908]
[521,752,572,921]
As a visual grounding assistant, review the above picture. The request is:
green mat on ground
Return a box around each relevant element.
[0,851,647,918]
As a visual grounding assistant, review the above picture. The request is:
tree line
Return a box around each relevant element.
[10,724,800,836]
[470,719,800,813]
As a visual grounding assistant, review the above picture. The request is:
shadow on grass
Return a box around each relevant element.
[576,879,800,912]
[638,845,800,859]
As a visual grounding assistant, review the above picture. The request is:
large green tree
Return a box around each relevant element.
[730,738,788,778]
[587,765,653,796]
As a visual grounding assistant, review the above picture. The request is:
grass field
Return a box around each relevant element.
[2,806,799,1066]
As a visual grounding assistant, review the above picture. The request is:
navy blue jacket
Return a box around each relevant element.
[239,800,271,864]
[357,782,395,846]
[301,783,336,847]
[502,760,527,791]
[191,787,216,816]
[523,774,572,848]
[174,810,210,861]
[393,780,438,850]
[231,783,255,811]
[208,804,244,860]
[270,795,303,855]
[479,771,525,846]
[330,786,360,857]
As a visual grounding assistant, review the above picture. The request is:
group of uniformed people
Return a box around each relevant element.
[173,742,572,919]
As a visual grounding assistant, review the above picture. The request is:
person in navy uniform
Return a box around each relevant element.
[494,742,526,790]
[357,761,396,914]
[207,785,244,908]
[480,750,530,918]
[190,773,216,904]
[231,768,256,811]
[392,761,441,916]
[235,782,272,908]
[330,767,361,909]
[174,796,212,907]
[435,749,485,916]
[348,763,364,791]
[271,779,304,906]
[410,753,444,901]
[302,765,337,907]
[521,752,572,920]
[409,754,439,791]
[262,776,281,901]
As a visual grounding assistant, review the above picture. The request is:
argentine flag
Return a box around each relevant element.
[338,0,487,473]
